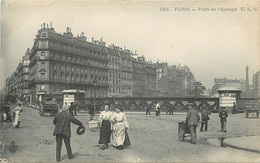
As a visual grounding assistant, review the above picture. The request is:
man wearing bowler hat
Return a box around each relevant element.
[53,106,83,162]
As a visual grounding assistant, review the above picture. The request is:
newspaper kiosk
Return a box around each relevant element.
[61,89,86,106]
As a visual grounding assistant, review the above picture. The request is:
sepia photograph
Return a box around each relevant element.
[0,0,260,162]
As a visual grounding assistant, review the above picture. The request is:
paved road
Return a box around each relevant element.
[1,106,260,162]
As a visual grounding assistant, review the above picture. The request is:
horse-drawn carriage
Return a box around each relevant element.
[39,94,59,116]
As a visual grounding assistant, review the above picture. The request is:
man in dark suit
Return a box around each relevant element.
[219,107,228,132]
[53,106,83,162]
[186,104,200,144]
[200,107,211,132]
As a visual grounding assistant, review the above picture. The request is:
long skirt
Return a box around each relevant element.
[98,120,111,145]
[111,122,131,147]
[13,114,21,127]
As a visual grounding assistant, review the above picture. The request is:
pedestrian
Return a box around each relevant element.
[232,102,238,114]
[13,103,23,128]
[53,106,83,162]
[111,106,131,150]
[200,107,211,132]
[219,107,228,132]
[155,102,160,116]
[166,104,170,115]
[145,106,151,115]
[73,103,78,116]
[89,101,95,120]
[69,102,74,116]
[169,106,174,115]
[1,102,12,122]
[186,103,200,144]
[98,104,112,150]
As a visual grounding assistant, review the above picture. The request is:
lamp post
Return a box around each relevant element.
[93,80,97,113]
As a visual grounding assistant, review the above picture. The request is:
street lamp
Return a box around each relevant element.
[93,80,97,113]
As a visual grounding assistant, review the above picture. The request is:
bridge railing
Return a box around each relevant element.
[76,97,220,113]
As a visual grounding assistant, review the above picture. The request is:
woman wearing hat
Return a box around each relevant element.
[110,106,131,150]
[13,103,23,128]
[98,104,113,150]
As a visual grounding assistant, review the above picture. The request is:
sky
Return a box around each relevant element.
[1,0,260,90]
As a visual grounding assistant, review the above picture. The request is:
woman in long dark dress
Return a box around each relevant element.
[98,104,112,150]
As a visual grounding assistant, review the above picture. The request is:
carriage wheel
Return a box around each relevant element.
[178,132,184,142]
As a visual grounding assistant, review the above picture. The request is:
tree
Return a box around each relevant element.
[193,82,206,97]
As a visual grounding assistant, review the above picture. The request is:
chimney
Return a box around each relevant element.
[66,27,69,33]
[47,24,49,28]
[50,22,52,28]
[246,66,250,97]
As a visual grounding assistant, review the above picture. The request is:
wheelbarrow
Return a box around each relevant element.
[177,121,190,142]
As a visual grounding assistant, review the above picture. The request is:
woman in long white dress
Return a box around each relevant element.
[110,107,131,150]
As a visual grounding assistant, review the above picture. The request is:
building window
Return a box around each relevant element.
[40,84,45,90]
[41,73,45,78]
[39,41,46,49]
[41,32,46,38]
[41,62,45,69]
[61,73,64,81]
[66,74,69,81]
[71,74,74,82]
[53,73,56,80]
[24,67,29,73]
[40,52,46,59]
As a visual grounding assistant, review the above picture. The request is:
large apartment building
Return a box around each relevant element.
[29,24,109,104]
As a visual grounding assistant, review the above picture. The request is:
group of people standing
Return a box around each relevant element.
[52,103,131,162]
[1,102,23,128]
[98,104,131,150]
[185,103,229,144]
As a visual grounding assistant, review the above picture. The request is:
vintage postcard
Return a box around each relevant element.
[0,0,260,162]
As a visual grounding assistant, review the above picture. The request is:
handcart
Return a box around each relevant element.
[177,121,190,142]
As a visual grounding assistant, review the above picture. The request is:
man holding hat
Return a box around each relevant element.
[186,103,200,144]
[53,106,83,162]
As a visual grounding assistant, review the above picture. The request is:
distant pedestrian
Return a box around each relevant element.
[1,102,12,122]
[219,107,228,132]
[89,101,95,120]
[186,104,200,144]
[169,106,174,115]
[53,106,83,162]
[200,107,211,132]
[166,105,170,115]
[145,106,151,115]
[13,103,23,128]
[155,102,160,116]
[69,102,74,116]
[69,102,77,116]
[232,102,238,114]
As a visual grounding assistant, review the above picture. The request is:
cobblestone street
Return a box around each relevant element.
[1,106,260,162]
